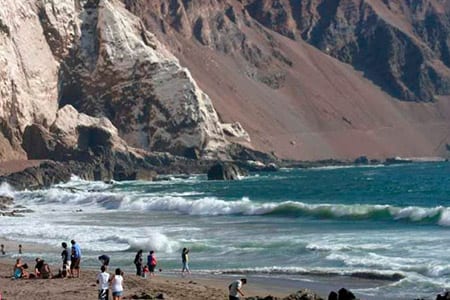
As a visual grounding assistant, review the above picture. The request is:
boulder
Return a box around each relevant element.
[436,291,450,300]
[353,156,369,165]
[337,288,356,300]
[328,291,338,300]
[283,289,324,300]
[0,160,71,190]
[207,162,248,180]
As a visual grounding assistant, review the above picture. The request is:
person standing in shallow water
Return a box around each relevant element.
[134,250,143,276]
[181,247,191,275]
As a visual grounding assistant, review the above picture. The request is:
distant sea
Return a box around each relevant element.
[2,162,450,299]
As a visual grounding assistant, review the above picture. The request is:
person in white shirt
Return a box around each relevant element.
[228,278,247,300]
[96,265,110,300]
[111,268,124,300]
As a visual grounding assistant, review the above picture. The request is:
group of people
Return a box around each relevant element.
[11,239,81,280]
[8,241,248,300]
[96,266,124,300]
[13,257,52,279]
[133,247,191,278]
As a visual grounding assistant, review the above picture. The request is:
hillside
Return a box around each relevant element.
[0,0,450,165]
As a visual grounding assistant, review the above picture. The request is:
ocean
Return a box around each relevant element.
[1,162,450,299]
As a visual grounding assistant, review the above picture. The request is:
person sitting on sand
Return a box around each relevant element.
[35,258,52,279]
[96,265,110,300]
[228,278,247,300]
[110,268,124,300]
[13,258,29,279]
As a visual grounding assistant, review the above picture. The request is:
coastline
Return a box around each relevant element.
[0,254,401,300]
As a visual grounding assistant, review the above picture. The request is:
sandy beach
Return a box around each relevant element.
[0,255,400,300]
[0,258,291,300]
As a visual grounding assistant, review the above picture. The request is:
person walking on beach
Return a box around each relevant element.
[134,250,143,276]
[111,268,124,300]
[61,242,71,278]
[99,254,110,268]
[1,244,5,255]
[18,244,22,254]
[228,278,247,300]
[181,247,190,275]
[70,240,82,278]
[96,265,110,300]
[147,250,157,277]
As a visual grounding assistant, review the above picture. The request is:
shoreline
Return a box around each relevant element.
[0,253,401,300]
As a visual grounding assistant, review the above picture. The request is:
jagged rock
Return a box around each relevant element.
[328,291,338,300]
[436,291,450,300]
[283,289,324,300]
[207,161,248,180]
[57,0,246,159]
[0,160,71,190]
[243,0,450,102]
[337,288,356,300]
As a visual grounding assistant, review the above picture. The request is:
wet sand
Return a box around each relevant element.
[0,239,399,300]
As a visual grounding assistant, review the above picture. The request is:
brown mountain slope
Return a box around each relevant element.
[125,0,450,160]
[242,0,450,102]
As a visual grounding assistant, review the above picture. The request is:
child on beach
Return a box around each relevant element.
[142,265,149,278]
[181,247,191,275]
[111,268,124,300]
[96,265,110,300]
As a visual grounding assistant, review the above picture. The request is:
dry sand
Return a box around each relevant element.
[0,259,290,300]
[0,256,398,300]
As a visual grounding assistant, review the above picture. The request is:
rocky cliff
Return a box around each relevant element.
[243,0,450,102]
[124,0,450,159]
[0,0,246,167]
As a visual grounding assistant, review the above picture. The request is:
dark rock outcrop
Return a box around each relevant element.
[353,156,369,165]
[207,162,248,180]
[328,291,338,300]
[437,291,450,300]
[283,289,324,300]
[0,160,71,190]
[337,288,356,300]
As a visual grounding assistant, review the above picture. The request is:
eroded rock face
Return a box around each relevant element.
[0,0,246,162]
[125,0,293,89]
[57,0,241,159]
[242,0,450,102]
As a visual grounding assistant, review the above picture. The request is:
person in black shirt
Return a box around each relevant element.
[61,242,71,278]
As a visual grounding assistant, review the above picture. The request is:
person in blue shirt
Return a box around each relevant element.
[70,240,82,278]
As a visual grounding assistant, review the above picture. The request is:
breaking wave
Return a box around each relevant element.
[12,182,450,226]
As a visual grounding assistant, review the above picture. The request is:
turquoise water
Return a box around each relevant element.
[2,162,450,299]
